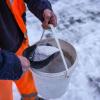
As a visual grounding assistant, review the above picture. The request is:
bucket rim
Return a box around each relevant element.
[30,38,78,78]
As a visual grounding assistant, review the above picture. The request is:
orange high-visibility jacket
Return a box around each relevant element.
[6,0,52,55]
[6,0,52,38]
[0,0,52,80]
[6,0,27,38]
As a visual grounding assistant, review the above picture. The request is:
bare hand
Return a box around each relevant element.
[17,56,30,72]
[42,9,57,29]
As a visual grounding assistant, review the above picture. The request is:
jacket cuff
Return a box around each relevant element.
[0,50,23,80]
[26,0,52,22]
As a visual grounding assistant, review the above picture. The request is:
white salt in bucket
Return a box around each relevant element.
[31,38,77,99]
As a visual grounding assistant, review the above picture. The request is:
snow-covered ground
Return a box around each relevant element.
[13,0,100,100]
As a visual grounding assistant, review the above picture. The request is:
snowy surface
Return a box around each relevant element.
[13,0,100,100]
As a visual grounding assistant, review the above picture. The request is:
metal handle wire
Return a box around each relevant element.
[49,25,68,77]
[39,27,68,77]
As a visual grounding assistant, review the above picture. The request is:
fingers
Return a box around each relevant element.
[18,56,30,72]
[42,9,51,29]
[42,9,57,29]
[49,12,57,27]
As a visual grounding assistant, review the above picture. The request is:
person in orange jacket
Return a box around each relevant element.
[0,0,57,100]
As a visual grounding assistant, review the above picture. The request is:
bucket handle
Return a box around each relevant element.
[49,25,69,77]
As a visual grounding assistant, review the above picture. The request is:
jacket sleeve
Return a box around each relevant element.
[0,49,23,80]
[24,0,52,22]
